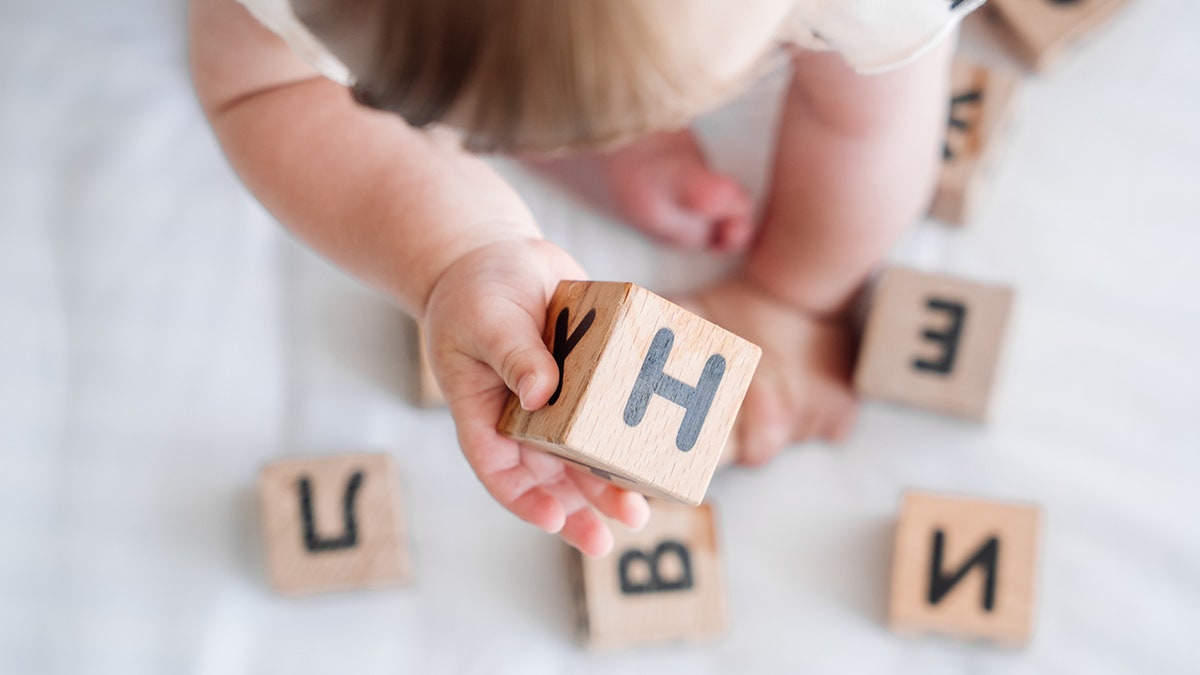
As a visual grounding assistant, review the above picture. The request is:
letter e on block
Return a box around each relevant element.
[568,500,728,649]
[854,268,1015,421]
[258,453,411,595]
[889,491,1042,645]
[499,281,761,505]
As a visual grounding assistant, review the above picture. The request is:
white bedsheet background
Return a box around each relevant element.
[1,0,1198,672]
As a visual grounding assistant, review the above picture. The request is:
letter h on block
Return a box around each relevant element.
[499,281,761,505]
[888,491,1042,645]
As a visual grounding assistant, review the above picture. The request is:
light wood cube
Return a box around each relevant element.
[499,281,760,505]
[889,491,1042,645]
[259,453,411,595]
[854,268,1016,421]
[987,0,1129,71]
[569,501,728,649]
[412,321,445,407]
[931,59,1021,226]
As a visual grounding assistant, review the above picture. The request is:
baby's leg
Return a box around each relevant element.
[525,129,755,253]
[694,39,955,465]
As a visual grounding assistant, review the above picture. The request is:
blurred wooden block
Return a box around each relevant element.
[499,281,760,505]
[570,501,728,649]
[987,0,1129,71]
[413,322,445,407]
[854,268,1015,421]
[889,491,1041,645]
[259,453,410,595]
[931,59,1021,226]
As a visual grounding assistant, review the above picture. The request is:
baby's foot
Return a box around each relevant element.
[682,277,860,466]
[526,129,755,253]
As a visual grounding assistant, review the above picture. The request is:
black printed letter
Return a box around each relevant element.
[298,471,364,552]
[618,541,694,595]
[548,307,596,406]
[928,529,999,611]
[913,299,967,375]
[623,328,725,452]
[944,89,983,160]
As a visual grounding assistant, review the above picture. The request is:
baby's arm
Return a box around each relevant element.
[746,38,954,317]
[189,0,648,555]
[692,37,954,464]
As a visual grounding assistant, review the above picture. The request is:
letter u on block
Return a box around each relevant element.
[258,453,411,595]
[298,471,363,552]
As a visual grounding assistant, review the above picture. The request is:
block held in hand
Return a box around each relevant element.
[499,281,761,505]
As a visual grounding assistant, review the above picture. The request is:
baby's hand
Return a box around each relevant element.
[423,238,650,557]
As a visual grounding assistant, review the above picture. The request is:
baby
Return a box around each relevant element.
[190,0,980,557]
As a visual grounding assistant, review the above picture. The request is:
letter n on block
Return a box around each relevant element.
[888,491,1042,645]
[498,281,761,505]
[854,267,1015,421]
[258,453,411,595]
[568,501,728,649]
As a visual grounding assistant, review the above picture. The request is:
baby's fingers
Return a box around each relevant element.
[472,307,559,411]
[566,468,651,532]
[560,508,614,558]
[453,392,565,532]
[509,487,567,534]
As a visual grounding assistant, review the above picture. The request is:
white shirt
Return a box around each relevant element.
[238,0,984,87]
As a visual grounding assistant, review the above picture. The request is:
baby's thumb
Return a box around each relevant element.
[475,311,559,411]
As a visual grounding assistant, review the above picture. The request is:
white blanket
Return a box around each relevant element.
[1,1,1198,672]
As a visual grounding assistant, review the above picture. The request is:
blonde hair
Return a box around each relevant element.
[292,0,735,154]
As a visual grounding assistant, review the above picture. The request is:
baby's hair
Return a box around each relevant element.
[292,0,727,154]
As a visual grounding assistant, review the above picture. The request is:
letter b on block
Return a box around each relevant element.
[570,501,728,649]
[499,281,760,505]
[618,540,695,594]
[855,267,1015,421]
[888,491,1041,645]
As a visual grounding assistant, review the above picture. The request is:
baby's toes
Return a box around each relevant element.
[733,378,793,467]
[820,391,860,443]
[679,168,750,222]
[710,214,756,253]
[559,507,614,558]
[799,379,859,444]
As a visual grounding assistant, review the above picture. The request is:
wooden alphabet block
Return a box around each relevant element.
[412,321,445,407]
[258,453,411,595]
[499,281,760,505]
[889,491,1042,645]
[931,59,1021,226]
[987,0,1129,71]
[569,500,728,649]
[854,268,1015,421]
